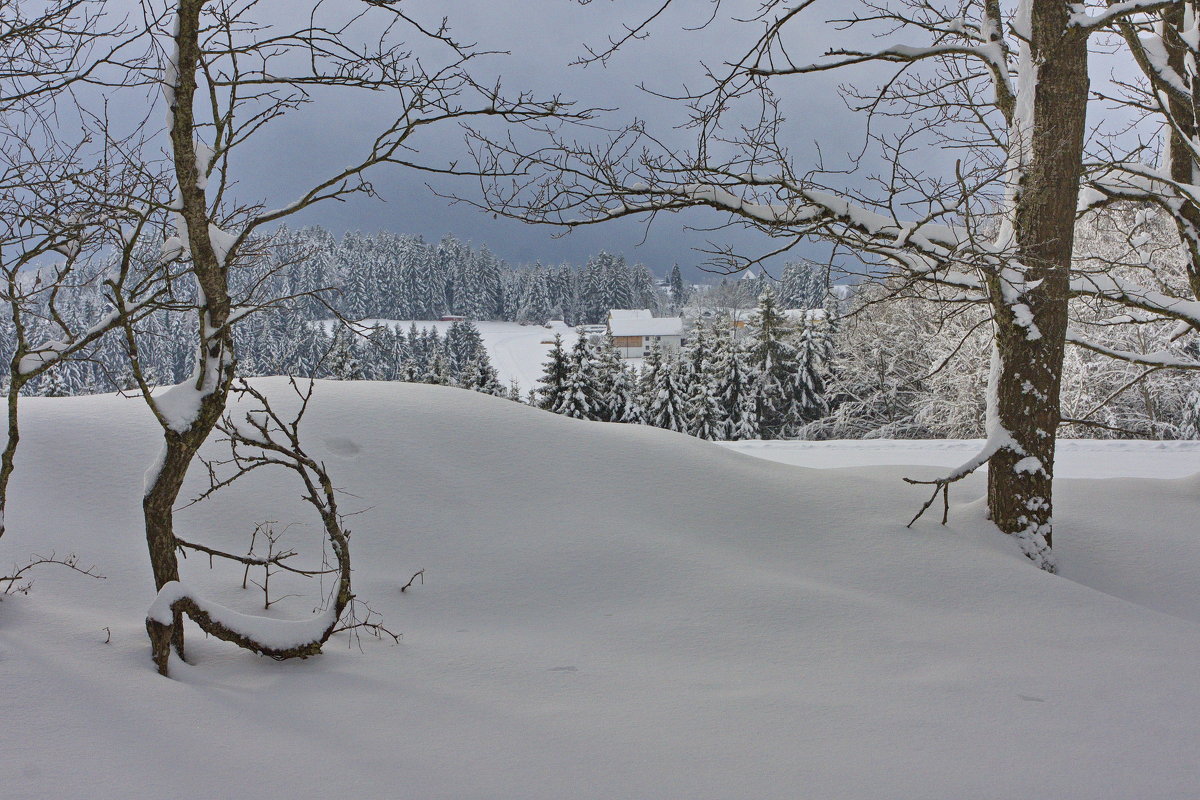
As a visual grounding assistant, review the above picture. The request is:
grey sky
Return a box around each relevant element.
[226,1,864,281]
[223,2,1144,282]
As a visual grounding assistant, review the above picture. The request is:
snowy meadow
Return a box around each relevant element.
[6,1,1200,798]
[4,381,1200,799]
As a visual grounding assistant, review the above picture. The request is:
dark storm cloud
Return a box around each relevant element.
[104,2,1151,281]
[226,0,866,281]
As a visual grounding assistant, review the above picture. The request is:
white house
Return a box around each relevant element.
[607,309,685,358]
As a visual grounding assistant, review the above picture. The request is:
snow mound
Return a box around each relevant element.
[2,380,1198,799]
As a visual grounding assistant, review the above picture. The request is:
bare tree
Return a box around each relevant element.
[0,0,158,540]
[124,0,584,674]
[147,379,353,674]
[471,0,1185,570]
[1066,4,1200,374]
[0,1,135,112]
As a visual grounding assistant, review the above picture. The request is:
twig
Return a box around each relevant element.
[1,551,105,595]
[400,568,425,593]
[902,438,1002,527]
[331,596,401,651]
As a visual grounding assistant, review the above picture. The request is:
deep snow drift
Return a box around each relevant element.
[2,380,1198,799]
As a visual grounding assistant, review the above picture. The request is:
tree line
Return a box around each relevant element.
[537,289,831,440]
[12,220,1198,444]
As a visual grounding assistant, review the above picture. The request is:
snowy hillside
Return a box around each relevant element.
[3,381,1199,799]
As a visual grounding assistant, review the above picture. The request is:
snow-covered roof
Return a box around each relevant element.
[609,316,684,337]
[608,308,654,320]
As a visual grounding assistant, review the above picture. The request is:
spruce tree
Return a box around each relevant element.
[40,366,72,398]
[638,339,665,408]
[519,265,553,324]
[463,352,506,396]
[589,334,626,422]
[553,333,600,420]
[646,355,688,433]
[794,313,828,426]
[744,288,802,439]
[536,333,570,411]
[778,262,811,309]
[326,327,363,380]
[684,324,723,439]
[669,263,687,310]
[609,363,644,424]
[604,253,633,312]
[630,264,662,313]
[424,347,452,385]
[445,320,486,374]
[712,327,758,440]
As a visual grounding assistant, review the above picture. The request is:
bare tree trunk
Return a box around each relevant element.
[986,0,1089,561]
[1,363,26,540]
[1163,2,1200,302]
[135,0,573,671]
[144,0,236,672]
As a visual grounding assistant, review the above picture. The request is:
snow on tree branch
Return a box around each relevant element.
[1066,328,1200,369]
[1068,0,1178,30]
[148,580,339,655]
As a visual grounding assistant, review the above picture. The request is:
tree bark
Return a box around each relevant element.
[1163,2,1200,302]
[145,0,237,672]
[986,0,1090,563]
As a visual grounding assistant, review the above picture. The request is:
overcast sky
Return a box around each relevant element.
[216,1,1143,282]
[218,1,865,281]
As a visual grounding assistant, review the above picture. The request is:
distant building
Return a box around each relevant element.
[607,309,685,358]
[609,309,654,321]
[577,324,609,343]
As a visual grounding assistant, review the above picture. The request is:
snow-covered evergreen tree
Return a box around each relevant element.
[326,327,363,381]
[743,289,803,439]
[681,324,722,439]
[424,347,452,386]
[554,333,600,420]
[462,352,506,396]
[793,313,828,425]
[519,264,554,324]
[608,362,644,424]
[711,319,758,440]
[588,334,625,422]
[646,354,689,433]
[445,320,486,375]
[638,339,665,407]
[536,334,570,411]
[668,264,687,310]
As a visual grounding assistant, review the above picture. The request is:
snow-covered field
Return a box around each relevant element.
[351,319,576,389]
[3,381,1200,799]
[725,438,1200,479]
